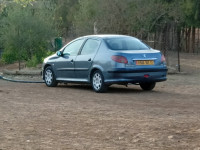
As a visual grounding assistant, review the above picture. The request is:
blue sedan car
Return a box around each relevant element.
[43,35,167,92]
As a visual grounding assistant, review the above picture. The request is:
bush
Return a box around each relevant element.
[26,55,38,67]
[0,2,56,67]
[26,50,55,68]
[1,51,17,64]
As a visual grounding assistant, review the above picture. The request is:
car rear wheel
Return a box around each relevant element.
[44,66,58,87]
[92,70,108,93]
[140,82,156,91]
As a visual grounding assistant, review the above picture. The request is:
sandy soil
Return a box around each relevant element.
[0,52,200,150]
[0,73,200,150]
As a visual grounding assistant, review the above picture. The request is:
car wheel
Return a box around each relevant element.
[140,82,156,91]
[44,66,58,87]
[92,70,108,93]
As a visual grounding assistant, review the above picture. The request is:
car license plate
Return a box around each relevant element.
[136,60,154,65]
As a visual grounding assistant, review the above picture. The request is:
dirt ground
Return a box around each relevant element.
[0,53,200,150]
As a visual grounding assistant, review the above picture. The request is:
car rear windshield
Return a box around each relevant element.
[104,37,150,50]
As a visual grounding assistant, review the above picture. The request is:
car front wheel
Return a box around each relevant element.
[92,70,108,93]
[44,66,58,87]
[140,82,156,91]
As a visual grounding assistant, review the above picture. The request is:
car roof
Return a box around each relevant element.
[81,34,135,39]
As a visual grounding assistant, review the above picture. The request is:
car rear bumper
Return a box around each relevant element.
[108,68,168,73]
[105,68,167,84]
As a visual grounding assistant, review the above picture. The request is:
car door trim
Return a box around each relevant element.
[56,78,88,82]
[57,68,74,71]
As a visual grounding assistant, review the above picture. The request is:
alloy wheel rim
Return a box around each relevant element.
[93,73,102,91]
[45,69,53,85]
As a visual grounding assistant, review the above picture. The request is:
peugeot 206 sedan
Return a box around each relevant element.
[42,35,167,93]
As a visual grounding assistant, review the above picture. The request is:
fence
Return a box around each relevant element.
[145,37,200,74]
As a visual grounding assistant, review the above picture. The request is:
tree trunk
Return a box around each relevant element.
[181,28,185,52]
[154,31,157,49]
[186,27,191,53]
[192,26,195,53]
[162,24,167,56]
[184,28,187,52]
[198,28,200,54]
[18,60,21,71]
[177,27,181,72]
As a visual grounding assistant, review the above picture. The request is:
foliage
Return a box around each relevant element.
[0,0,56,67]
[26,50,54,67]
[1,49,17,64]
[66,0,185,36]
[26,55,38,67]
[53,0,78,37]
[181,0,200,27]
[13,0,36,7]
[0,0,200,68]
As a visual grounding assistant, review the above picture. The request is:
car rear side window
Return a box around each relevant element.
[104,37,150,50]
[80,39,101,55]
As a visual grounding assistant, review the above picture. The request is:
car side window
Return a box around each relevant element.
[80,39,101,55]
[63,39,85,56]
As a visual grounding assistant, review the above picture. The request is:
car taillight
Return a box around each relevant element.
[111,55,128,64]
[161,54,166,63]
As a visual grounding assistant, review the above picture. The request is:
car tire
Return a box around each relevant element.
[140,82,156,91]
[44,66,58,87]
[92,70,108,93]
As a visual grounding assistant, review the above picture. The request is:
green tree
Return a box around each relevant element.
[0,1,56,68]
[71,0,131,36]
[53,0,78,37]
[181,0,200,27]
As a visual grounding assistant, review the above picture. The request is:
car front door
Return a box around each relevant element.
[55,39,85,79]
[74,39,101,80]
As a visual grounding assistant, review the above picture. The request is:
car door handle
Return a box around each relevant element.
[88,58,92,62]
[70,59,74,63]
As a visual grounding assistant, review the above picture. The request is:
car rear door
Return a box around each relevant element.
[74,39,101,80]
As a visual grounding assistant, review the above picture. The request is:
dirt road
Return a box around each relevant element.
[0,72,200,150]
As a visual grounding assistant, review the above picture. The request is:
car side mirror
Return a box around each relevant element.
[56,51,63,57]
